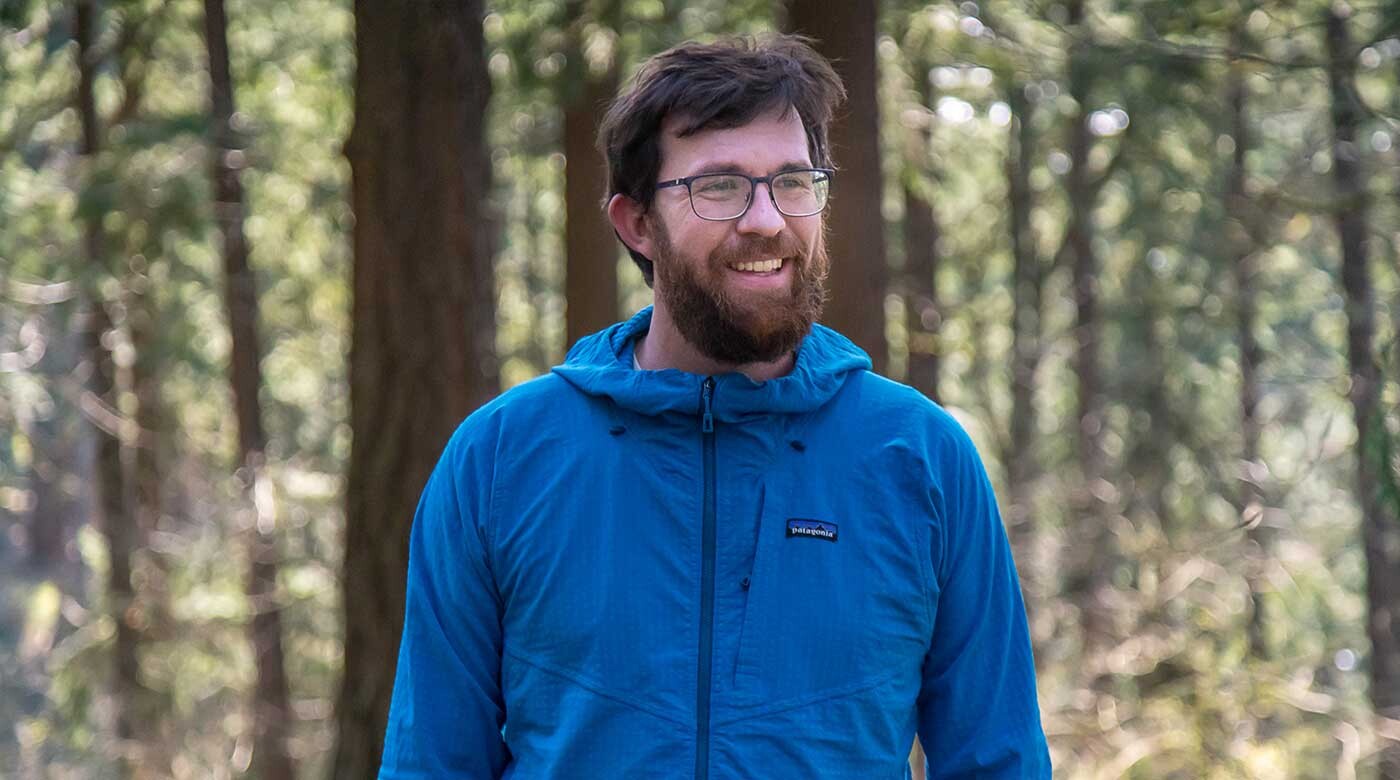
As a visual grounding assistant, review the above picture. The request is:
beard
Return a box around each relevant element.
[649,218,829,366]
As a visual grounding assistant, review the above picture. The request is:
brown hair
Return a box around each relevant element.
[597,34,846,286]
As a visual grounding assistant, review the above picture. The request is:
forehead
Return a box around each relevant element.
[658,109,812,178]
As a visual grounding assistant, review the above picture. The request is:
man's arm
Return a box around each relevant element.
[380,420,510,779]
[916,423,1050,778]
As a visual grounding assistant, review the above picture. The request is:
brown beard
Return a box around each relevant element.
[650,216,829,365]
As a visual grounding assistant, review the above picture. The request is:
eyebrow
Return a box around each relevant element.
[684,160,815,177]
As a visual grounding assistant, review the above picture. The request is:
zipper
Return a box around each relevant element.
[695,377,716,780]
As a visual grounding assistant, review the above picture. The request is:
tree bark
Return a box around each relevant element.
[1062,0,1114,655]
[1226,27,1269,661]
[1066,0,1102,495]
[1005,82,1041,555]
[903,73,941,403]
[126,278,172,776]
[523,179,553,373]
[785,0,888,373]
[201,0,295,777]
[74,2,143,773]
[563,0,620,349]
[333,0,499,774]
[28,298,84,571]
[1327,10,1400,777]
[1119,231,1174,538]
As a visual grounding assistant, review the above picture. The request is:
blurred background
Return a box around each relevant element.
[2,0,1398,777]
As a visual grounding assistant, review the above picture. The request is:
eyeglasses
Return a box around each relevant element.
[655,167,834,221]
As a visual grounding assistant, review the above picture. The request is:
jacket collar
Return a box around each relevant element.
[552,307,871,423]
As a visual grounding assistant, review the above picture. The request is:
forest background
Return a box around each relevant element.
[1,0,1398,777]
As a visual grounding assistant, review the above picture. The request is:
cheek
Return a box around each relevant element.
[676,224,729,262]
[792,221,823,260]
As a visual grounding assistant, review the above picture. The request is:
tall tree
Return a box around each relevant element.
[786,0,888,372]
[201,0,295,776]
[902,60,942,402]
[563,0,621,348]
[1061,0,1114,654]
[1005,81,1042,555]
[126,242,171,779]
[74,1,142,770]
[1326,9,1400,777]
[333,0,499,774]
[27,296,84,571]
[1226,23,1269,660]
[1066,0,1102,503]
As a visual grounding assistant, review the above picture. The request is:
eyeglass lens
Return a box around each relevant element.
[688,171,830,220]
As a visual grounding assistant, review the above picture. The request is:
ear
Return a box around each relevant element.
[607,193,655,261]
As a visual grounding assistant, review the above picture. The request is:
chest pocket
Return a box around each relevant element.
[731,471,933,706]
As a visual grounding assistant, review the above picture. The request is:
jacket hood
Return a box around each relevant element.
[552,307,872,423]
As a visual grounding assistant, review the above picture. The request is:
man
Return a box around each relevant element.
[379,35,1050,779]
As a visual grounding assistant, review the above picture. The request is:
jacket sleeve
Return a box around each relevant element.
[916,423,1051,778]
[380,418,510,779]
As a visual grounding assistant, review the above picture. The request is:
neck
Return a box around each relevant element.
[636,302,796,383]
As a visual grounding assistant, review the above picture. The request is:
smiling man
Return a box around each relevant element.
[617,108,828,381]
[378,35,1050,780]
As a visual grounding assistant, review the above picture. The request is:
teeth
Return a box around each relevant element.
[732,258,783,273]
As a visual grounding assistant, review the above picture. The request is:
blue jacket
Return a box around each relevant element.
[380,307,1050,779]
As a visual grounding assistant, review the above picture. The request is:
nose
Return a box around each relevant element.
[736,182,785,237]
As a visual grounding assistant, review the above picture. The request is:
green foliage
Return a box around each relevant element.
[1,0,1397,777]
[876,1,1397,776]
[2,0,351,775]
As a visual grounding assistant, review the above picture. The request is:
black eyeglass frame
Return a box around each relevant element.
[654,167,835,222]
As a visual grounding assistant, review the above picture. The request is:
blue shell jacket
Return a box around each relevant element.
[380,307,1051,779]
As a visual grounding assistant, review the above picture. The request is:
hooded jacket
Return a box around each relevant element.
[379,308,1050,779]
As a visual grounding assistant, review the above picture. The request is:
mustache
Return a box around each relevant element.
[710,234,808,267]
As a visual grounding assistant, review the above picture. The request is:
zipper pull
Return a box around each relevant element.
[701,378,715,433]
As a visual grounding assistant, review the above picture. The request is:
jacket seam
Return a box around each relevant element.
[713,667,904,726]
[912,404,943,630]
[920,520,937,629]
[504,644,691,728]
[486,417,505,602]
[886,405,939,634]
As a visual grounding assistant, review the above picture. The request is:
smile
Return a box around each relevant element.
[728,258,785,274]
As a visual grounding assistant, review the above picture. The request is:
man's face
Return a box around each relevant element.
[646,110,829,365]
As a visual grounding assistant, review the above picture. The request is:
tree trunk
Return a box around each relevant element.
[1066,0,1102,495]
[1005,82,1041,555]
[903,74,941,402]
[524,181,552,373]
[126,279,172,776]
[785,0,888,373]
[1227,28,1269,661]
[1119,231,1174,537]
[75,2,143,773]
[1133,278,1173,531]
[333,0,499,774]
[28,298,84,572]
[903,187,939,398]
[1327,10,1400,777]
[563,0,620,349]
[1062,0,1113,655]
[201,0,295,777]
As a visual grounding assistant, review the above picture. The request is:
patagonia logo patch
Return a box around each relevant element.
[786,518,838,542]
